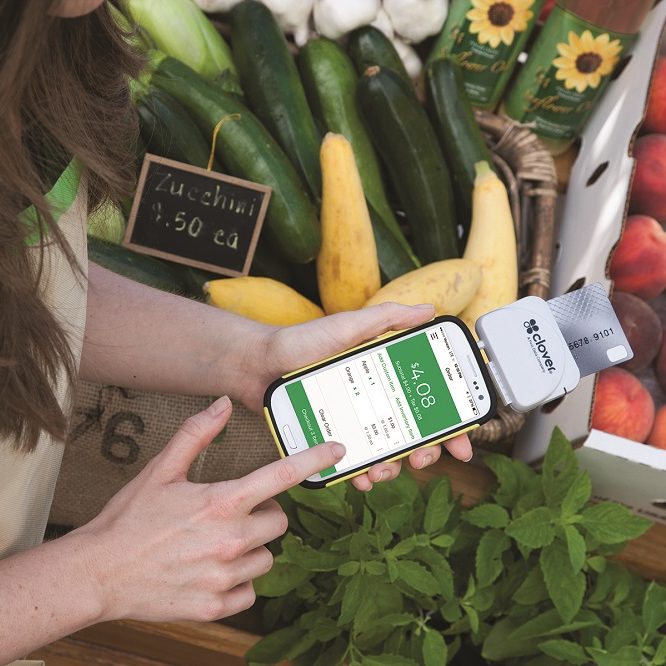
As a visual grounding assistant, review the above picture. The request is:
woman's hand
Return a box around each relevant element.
[239,302,473,492]
[78,396,345,623]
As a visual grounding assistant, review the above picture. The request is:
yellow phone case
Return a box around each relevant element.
[262,316,496,489]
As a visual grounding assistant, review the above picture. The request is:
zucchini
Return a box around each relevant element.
[88,236,189,295]
[230,1,322,202]
[151,56,320,264]
[137,87,211,169]
[357,66,459,264]
[298,37,419,280]
[347,26,411,87]
[426,58,495,244]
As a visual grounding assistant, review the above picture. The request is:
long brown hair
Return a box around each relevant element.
[0,1,142,453]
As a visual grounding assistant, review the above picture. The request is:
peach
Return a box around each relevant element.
[611,291,663,372]
[591,367,655,442]
[657,332,666,393]
[630,135,666,223]
[644,58,666,134]
[647,405,666,450]
[609,215,666,299]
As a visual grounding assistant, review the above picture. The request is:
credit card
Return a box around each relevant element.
[547,282,633,378]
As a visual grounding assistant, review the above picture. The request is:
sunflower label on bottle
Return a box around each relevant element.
[429,0,544,109]
[504,5,634,145]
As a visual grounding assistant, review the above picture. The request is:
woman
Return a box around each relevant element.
[0,1,472,661]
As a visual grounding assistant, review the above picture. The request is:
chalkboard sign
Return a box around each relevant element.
[124,154,271,276]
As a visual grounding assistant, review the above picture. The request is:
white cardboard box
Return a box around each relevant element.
[513,3,666,523]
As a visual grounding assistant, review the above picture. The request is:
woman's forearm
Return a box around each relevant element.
[0,531,104,662]
[80,263,272,402]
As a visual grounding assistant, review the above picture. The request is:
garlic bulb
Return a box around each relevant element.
[259,0,314,46]
[392,36,422,78]
[312,0,381,40]
[383,0,448,43]
[370,7,394,38]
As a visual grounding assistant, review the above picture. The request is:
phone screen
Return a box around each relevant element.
[268,319,495,484]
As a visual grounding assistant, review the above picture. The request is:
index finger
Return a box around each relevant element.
[230,442,346,510]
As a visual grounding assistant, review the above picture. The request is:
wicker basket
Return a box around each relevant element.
[469,111,558,445]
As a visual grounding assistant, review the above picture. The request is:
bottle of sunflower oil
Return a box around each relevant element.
[428,0,546,110]
[502,0,652,155]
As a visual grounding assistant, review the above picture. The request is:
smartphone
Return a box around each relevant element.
[263,316,497,488]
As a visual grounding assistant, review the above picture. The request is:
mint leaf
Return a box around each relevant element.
[422,628,447,666]
[482,617,542,661]
[586,645,643,666]
[604,611,642,653]
[654,636,666,665]
[282,534,346,571]
[540,540,585,622]
[431,534,454,548]
[410,547,454,600]
[506,506,555,548]
[424,478,453,534]
[386,553,399,583]
[581,503,652,544]
[391,535,420,558]
[296,508,338,540]
[476,529,511,588]
[513,565,548,605]
[462,603,480,634]
[588,555,607,573]
[245,625,305,663]
[542,428,578,508]
[385,503,413,532]
[561,470,592,517]
[395,559,439,595]
[254,562,310,597]
[360,655,419,666]
[484,454,520,507]
[354,579,403,633]
[337,561,359,577]
[313,638,347,666]
[510,608,600,641]
[365,561,386,576]
[441,598,462,622]
[642,581,666,635]
[338,574,364,625]
[539,638,588,664]
[564,525,586,573]
[289,484,347,518]
[463,503,510,529]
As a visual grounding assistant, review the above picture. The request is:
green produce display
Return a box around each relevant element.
[136,86,211,168]
[230,0,322,202]
[152,56,321,264]
[299,37,419,280]
[426,58,496,243]
[88,235,189,295]
[246,430,661,665]
[121,0,241,94]
[347,25,412,87]
[357,66,459,264]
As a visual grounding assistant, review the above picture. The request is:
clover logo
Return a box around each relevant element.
[524,319,539,334]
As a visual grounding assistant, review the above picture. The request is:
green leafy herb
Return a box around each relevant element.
[248,431,664,665]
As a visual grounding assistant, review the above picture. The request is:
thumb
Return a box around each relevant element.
[153,396,232,482]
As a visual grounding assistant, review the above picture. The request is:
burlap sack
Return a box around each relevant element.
[49,381,277,527]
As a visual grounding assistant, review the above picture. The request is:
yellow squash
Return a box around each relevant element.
[204,277,324,326]
[365,258,481,315]
[459,161,518,330]
[317,132,381,314]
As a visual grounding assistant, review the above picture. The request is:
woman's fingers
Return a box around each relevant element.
[408,442,443,470]
[443,434,473,462]
[219,546,274,592]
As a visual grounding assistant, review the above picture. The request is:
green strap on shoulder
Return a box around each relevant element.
[22,158,83,246]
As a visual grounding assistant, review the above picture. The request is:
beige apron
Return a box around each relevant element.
[0,162,87,560]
